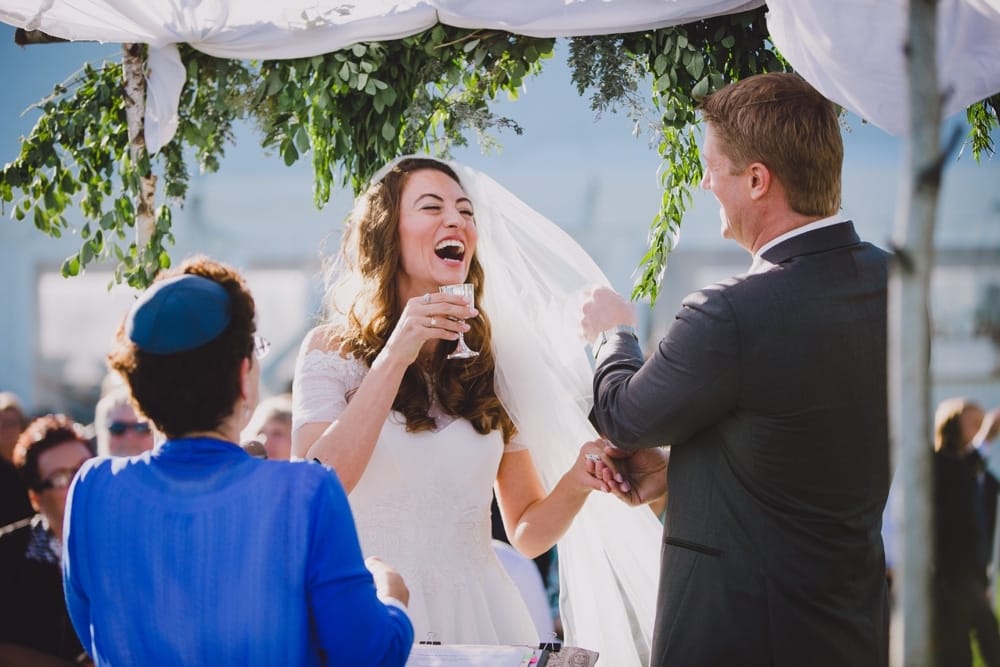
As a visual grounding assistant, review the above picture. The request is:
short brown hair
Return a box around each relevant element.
[107,256,257,439]
[698,72,843,217]
[13,414,89,491]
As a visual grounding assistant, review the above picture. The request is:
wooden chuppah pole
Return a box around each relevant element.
[122,42,157,252]
[891,0,941,664]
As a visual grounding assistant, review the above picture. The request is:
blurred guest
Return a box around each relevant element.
[934,397,1000,667]
[241,393,292,460]
[92,386,154,457]
[0,392,27,462]
[63,256,412,666]
[0,414,91,665]
[0,391,33,526]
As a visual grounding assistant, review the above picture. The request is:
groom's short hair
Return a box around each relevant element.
[699,72,843,219]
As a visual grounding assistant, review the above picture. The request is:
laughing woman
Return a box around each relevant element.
[292,157,661,663]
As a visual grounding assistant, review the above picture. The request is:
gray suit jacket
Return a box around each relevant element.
[592,221,890,667]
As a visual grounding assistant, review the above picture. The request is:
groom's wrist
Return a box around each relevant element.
[593,325,639,360]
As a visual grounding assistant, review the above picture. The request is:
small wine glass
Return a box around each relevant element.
[438,282,479,360]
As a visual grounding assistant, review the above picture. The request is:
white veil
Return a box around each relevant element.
[365,156,662,666]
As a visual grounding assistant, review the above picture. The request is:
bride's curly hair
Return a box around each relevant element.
[331,158,516,443]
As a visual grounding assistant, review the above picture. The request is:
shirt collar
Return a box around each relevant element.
[748,214,845,274]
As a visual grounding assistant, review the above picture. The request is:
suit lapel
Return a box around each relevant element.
[760,221,861,265]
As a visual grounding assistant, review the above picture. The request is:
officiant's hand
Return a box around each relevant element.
[365,556,410,607]
[590,443,668,507]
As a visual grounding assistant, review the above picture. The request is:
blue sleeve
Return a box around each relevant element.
[62,471,93,657]
[306,470,413,666]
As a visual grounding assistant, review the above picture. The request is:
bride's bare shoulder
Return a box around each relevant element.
[301,324,344,354]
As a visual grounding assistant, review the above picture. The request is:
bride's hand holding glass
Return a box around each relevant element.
[438,283,479,359]
[381,291,478,365]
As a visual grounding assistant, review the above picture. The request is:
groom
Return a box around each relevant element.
[582,73,890,666]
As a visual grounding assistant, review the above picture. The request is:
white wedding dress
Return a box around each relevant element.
[292,348,540,647]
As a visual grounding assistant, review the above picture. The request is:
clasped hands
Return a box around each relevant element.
[579,438,668,507]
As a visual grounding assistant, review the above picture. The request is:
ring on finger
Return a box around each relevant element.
[423,293,431,305]
[430,317,437,327]
[585,453,601,463]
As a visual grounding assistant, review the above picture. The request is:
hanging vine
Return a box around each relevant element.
[1,27,553,288]
[570,8,788,302]
[1,12,996,297]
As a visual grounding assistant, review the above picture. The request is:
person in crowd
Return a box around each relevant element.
[583,72,891,666]
[63,255,413,666]
[933,397,1000,666]
[292,156,660,661]
[92,385,155,457]
[241,393,293,460]
[0,391,33,526]
[0,413,91,665]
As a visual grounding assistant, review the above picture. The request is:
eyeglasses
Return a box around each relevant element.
[253,334,271,360]
[39,465,84,491]
[108,421,152,436]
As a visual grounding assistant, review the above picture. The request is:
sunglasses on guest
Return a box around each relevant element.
[39,464,85,491]
[108,421,152,436]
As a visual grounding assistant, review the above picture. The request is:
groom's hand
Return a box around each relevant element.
[595,443,668,507]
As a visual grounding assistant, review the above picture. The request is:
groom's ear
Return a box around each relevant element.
[747,162,771,201]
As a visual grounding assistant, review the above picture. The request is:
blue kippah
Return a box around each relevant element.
[125,274,232,354]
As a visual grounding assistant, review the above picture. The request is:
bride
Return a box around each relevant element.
[292,156,661,665]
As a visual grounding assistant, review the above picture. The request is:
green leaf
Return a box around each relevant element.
[692,75,711,100]
[686,56,705,81]
[266,71,283,97]
[381,120,396,142]
[282,140,298,166]
[81,239,95,265]
[653,54,669,77]
[294,125,310,153]
[62,255,80,277]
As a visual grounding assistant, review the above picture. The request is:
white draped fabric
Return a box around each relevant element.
[3,0,999,152]
[767,0,1000,136]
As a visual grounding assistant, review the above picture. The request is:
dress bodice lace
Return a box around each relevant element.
[292,347,538,645]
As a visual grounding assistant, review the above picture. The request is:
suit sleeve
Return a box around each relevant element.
[592,286,741,449]
[307,470,413,666]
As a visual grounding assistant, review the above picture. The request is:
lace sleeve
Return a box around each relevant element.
[291,346,367,433]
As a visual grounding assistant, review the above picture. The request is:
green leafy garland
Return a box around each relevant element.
[1,27,554,288]
[1,10,997,299]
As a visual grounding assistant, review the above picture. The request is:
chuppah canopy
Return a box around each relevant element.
[2,0,999,153]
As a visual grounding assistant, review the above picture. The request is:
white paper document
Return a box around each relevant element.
[406,644,543,667]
